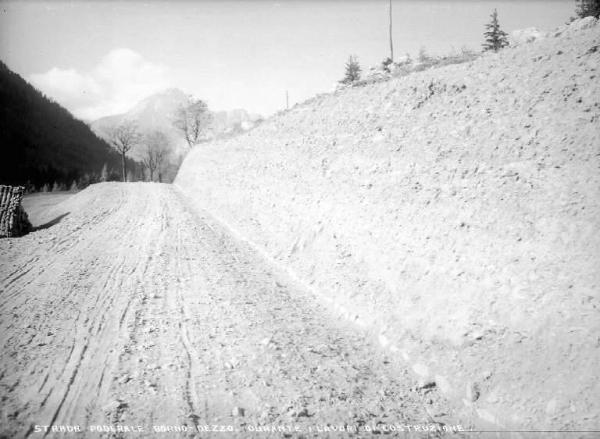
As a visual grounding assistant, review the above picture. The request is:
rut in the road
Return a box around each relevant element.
[0,183,458,438]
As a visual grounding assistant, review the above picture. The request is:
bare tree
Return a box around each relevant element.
[106,120,140,182]
[142,131,170,182]
[173,96,212,148]
[389,0,394,62]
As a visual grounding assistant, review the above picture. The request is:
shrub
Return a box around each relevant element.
[575,0,600,18]
[381,57,393,73]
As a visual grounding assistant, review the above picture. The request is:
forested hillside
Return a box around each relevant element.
[0,61,137,190]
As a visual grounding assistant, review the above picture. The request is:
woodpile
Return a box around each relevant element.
[0,185,32,238]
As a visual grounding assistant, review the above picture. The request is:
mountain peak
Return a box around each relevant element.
[155,87,188,99]
[130,88,188,114]
[91,89,262,161]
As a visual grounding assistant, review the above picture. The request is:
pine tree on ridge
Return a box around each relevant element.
[483,9,509,53]
[340,55,362,84]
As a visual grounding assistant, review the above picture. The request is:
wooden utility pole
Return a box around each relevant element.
[389,0,394,62]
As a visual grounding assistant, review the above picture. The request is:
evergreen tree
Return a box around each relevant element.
[575,0,600,18]
[483,9,509,52]
[340,55,361,84]
[51,181,65,192]
[100,163,108,182]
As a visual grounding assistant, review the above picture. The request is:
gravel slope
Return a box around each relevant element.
[0,183,461,438]
[175,19,600,431]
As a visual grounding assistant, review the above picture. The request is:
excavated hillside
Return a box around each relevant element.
[176,18,600,431]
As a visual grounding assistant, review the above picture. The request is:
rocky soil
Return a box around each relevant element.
[175,18,600,432]
[0,183,464,438]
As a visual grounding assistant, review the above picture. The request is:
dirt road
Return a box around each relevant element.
[0,183,459,438]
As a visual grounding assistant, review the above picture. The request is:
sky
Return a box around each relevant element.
[0,0,574,120]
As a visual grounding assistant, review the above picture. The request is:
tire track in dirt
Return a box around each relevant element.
[1,183,462,438]
[0,185,163,437]
[98,186,210,434]
[168,187,458,437]
[28,195,139,436]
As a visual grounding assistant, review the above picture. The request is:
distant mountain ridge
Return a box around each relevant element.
[91,88,262,161]
[0,60,134,189]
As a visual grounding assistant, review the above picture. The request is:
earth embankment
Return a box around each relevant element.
[176,19,600,430]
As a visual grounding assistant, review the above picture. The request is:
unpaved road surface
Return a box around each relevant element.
[0,183,460,438]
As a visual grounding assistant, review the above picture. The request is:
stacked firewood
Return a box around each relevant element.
[0,185,32,238]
